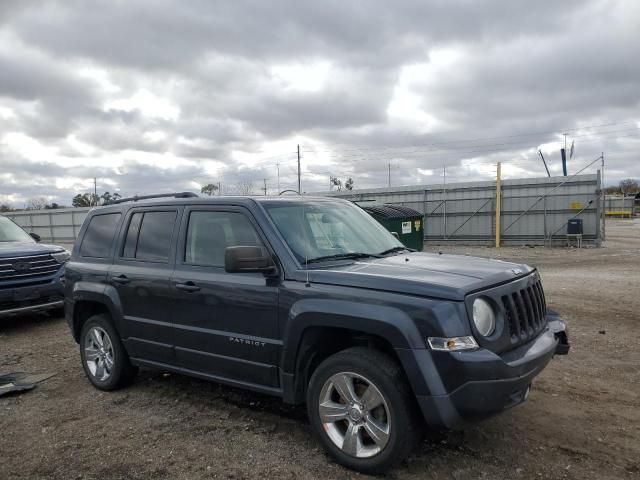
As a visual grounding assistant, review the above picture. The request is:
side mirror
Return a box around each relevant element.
[30,232,41,242]
[390,232,399,239]
[225,246,275,273]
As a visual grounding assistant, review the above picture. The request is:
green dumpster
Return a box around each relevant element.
[360,204,424,251]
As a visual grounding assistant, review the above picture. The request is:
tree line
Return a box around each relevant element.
[0,191,123,212]
[603,178,639,196]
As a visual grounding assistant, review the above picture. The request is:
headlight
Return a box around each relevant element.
[472,298,496,337]
[51,250,71,264]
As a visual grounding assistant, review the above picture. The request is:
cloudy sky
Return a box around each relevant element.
[1,0,639,206]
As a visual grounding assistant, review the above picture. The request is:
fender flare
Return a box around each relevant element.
[70,282,125,339]
[280,298,440,402]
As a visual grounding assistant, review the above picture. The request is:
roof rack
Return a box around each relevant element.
[105,192,199,205]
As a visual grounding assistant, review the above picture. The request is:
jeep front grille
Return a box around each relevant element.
[501,278,547,344]
[0,254,61,284]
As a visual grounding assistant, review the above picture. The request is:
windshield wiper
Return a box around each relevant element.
[378,246,413,256]
[306,252,382,264]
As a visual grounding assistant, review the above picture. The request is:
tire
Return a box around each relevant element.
[79,314,137,391]
[307,347,421,474]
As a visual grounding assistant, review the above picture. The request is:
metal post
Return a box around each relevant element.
[49,212,54,243]
[423,189,427,243]
[297,144,301,194]
[601,153,605,241]
[539,150,551,177]
[543,196,547,247]
[596,169,602,246]
[495,162,502,248]
[442,160,447,240]
[71,211,77,239]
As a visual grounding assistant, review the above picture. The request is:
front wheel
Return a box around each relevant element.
[307,347,421,474]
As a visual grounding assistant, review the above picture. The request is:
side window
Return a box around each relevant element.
[80,213,121,258]
[185,211,263,267]
[121,211,177,262]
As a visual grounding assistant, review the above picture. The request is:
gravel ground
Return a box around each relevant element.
[1,219,639,480]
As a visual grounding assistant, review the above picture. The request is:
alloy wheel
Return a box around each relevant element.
[84,326,114,382]
[318,371,391,458]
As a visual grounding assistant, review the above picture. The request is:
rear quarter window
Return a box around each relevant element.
[121,210,177,262]
[80,213,122,258]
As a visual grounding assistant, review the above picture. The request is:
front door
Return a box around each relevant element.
[170,207,281,389]
[109,207,181,364]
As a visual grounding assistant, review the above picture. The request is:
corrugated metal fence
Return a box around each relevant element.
[604,195,635,217]
[4,207,90,247]
[324,173,602,246]
[3,173,602,247]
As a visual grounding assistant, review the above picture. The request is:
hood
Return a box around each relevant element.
[0,241,65,259]
[306,252,533,301]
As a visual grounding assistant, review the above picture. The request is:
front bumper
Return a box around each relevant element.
[405,314,569,430]
[0,270,65,317]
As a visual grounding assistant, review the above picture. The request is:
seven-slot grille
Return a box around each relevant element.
[0,254,61,283]
[501,278,547,345]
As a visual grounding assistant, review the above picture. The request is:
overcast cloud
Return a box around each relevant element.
[0,0,639,206]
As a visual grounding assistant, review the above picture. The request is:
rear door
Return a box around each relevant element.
[109,206,182,364]
[170,206,281,389]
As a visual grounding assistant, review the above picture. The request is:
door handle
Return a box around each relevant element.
[175,281,201,292]
[112,275,130,285]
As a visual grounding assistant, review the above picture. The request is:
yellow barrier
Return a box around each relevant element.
[605,211,633,218]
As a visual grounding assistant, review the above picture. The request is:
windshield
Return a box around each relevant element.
[0,216,34,243]
[263,200,405,265]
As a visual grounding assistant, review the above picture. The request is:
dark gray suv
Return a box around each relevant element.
[65,193,569,473]
[0,215,68,317]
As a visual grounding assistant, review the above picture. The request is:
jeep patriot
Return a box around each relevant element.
[65,192,569,473]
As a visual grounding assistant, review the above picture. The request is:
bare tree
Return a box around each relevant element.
[330,177,342,191]
[25,197,49,210]
[235,180,254,195]
[619,178,639,195]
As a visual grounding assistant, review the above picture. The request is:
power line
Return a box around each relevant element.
[303,127,640,160]
[301,120,639,154]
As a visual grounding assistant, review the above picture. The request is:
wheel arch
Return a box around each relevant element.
[70,283,124,342]
[280,299,428,404]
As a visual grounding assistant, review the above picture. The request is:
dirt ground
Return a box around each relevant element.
[1,219,638,480]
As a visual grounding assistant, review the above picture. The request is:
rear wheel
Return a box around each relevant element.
[307,347,421,474]
[79,314,137,390]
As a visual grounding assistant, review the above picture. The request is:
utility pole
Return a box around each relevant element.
[93,177,97,206]
[388,163,391,188]
[276,162,280,193]
[297,144,301,194]
[495,162,502,248]
[218,181,221,196]
[263,178,267,195]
